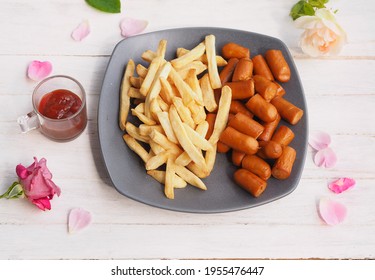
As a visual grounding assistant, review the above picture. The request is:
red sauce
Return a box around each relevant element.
[38,89,82,119]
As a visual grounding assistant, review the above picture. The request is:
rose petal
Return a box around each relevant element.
[32,197,51,211]
[68,208,92,234]
[120,17,148,38]
[314,147,337,168]
[319,198,347,225]
[329,177,356,194]
[16,164,29,180]
[27,61,53,81]
[71,20,90,41]
[309,131,331,150]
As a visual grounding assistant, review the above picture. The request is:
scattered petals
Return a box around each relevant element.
[68,208,92,234]
[71,20,90,41]
[120,17,148,38]
[314,147,337,168]
[329,177,356,194]
[27,61,53,81]
[309,131,331,150]
[319,198,347,225]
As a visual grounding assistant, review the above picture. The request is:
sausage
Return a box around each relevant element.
[219,57,239,84]
[232,150,246,166]
[224,79,254,100]
[205,113,216,140]
[271,96,304,125]
[234,168,267,197]
[252,54,274,81]
[219,126,259,155]
[271,125,295,146]
[253,75,278,102]
[222,42,250,60]
[257,113,281,141]
[272,146,296,180]
[274,82,286,97]
[245,94,278,123]
[257,140,283,159]
[217,141,231,153]
[228,112,264,138]
[229,100,253,118]
[265,50,291,83]
[232,58,253,81]
[242,155,271,181]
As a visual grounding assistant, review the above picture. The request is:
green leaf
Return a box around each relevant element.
[85,0,121,13]
[308,0,327,9]
[0,182,24,199]
[290,0,315,20]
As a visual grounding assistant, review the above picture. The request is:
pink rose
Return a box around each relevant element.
[16,157,61,211]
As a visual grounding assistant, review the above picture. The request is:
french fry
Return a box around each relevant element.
[182,123,213,151]
[157,111,178,144]
[141,49,156,62]
[125,122,149,143]
[145,150,169,170]
[175,152,192,166]
[176,61,207,80]
[159,77,175,104]
[130,76,143,88]
[136,64,148,78]
[209,85,232,145]
[128,87,145,99]
[188,101,207,125]
[133,102,145,113]
[171,42,206,69]
[156,39,168,59]
[131,109,156,126]
[195,121,209,138]
[119,59,135,131]
[147,170,187,189]
[174,164,207,190]
[169,105,206,168]
[205,35,222,89]
[140,56,163,96]
[123,134,150,163]
[165,157,176,199]
[150,129,182,155]
[172,97,195,128]
[139,124,163,136]
[149,140,166,154]
[169,67,200,106]
[157,95,169,111]
[176,47,227,66]
[200,73,218,112]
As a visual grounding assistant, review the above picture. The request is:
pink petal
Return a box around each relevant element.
[319,198,347,225]
[314,147,337,168]
[68,208,92,234]
[120,17,148,38]
[328,177,356,194]
[27,61,53,81]
[16,164,29,180]
[32,197,51,211]
[71,20,90,42]
[309,131,331,150]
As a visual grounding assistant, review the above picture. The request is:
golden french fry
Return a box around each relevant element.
[136,64,148,78]
[205,143,217,174]
[141,50,157,63]
[130,76,143,88]
[157,95,169,111]
[149,140,166,154]
[128,87,145,99]
[200,73,218,112]
[176,61,207,80]
[140,56,163,96]
[133,102,145,113]
[205,35,222,89]
[185,69,203,102]
[156,39,167,59]
[188,101,206,125]
[157,111,178,144]
[144,61,172,118]
[182,123,213,151]
[165,157,176,199]
[119,59,135,131]
[174,164,207,190]
[145,150,169,170]
[169,105,206,168]
[175,152,192,166]
[169,67,200,106]
[159,77,175,104]
[171,42,206,69]
[209,85,232,145]
[139,124,163,136]
[123,134,150,163]
[150,129,182,155]
[149,98,162,122]
[177,47,227,66]
[131,109,156,126]
[147,170,187,189]
[172,97,195,128]
[195,121,209,138]
[125,122,149,143]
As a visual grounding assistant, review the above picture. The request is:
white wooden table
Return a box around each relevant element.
[1,0,374,260]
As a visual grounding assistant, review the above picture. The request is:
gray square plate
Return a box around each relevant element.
[98,27,308,213]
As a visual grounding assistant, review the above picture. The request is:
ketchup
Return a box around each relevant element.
[38,89,82,119]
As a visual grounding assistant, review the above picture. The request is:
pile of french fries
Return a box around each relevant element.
[119,35,232,199]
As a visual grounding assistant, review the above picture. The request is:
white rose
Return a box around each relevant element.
[294,8,347,57]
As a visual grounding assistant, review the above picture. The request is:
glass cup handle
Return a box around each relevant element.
[17,111,40,133]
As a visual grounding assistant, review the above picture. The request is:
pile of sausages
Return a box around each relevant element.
[207,42,304,198]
